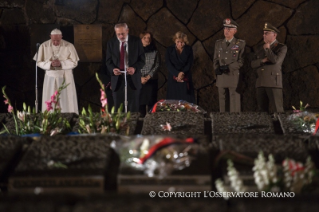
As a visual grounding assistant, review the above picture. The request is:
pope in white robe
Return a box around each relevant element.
[33,28,79,114]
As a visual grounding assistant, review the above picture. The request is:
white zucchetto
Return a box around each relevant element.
[50,28,62,35]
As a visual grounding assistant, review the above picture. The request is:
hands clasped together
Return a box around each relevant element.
[176,72,185,82]
[51,59,61,67]
[141,75,151,84]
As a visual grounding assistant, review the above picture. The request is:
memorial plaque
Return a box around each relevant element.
[141,112,204,135]
[8,135,117,194]
[74,25,102,62]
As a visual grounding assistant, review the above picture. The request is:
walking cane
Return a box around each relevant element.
[35,43,40,113]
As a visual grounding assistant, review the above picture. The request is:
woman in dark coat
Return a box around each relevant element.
[139,31,160,117]
[165,31,195,103]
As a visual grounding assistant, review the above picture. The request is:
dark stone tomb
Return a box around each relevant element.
[213,134,310,192]
[0,113,6,131]
[118,136,212,193]
[141,112,204,135]
[215,134,308,162]
[8,135,120,194]
[211,112,275,135]
[0,136,30,191]
[278,112,315,136]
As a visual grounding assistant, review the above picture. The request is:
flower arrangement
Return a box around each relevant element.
[215,152,316,196]
[1,80,71,136]
[151,100,206,113]
[77,73,131,135]
[288,101,319,134]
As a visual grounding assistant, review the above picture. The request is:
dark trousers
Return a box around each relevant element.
[257,87,284,113]
[113,76,140,112]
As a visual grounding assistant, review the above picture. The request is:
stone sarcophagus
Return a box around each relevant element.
[8,135,120,194]
[141,112,204,135]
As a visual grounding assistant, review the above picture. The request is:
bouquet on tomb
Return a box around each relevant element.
[288,101,319,134]
[1,80,71,136]
[151,99,206,114]
[112,136,199,178]
[215,152,316,199]
[77,73,131,135]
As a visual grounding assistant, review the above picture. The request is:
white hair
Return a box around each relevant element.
[51,28,62,35]
[114,23,128,30]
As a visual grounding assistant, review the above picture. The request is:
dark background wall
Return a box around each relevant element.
[0,0,319,113]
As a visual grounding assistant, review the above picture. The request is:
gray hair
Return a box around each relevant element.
[114,23,128,30]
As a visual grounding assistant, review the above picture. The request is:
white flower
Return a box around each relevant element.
[50,127,61,136]
[101,125,107,134]
[17,111,25,122]
[85,124,91,133]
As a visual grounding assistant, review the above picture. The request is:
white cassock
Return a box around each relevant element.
[33,39,79,114]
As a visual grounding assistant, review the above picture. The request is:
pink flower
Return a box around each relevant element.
[50,91,58,103]
[101,98,107,107]
[8,104,13,113]
[100,89,106,99]
[161,122,172,131]
[45,101,53,111]
[4,99,8,105]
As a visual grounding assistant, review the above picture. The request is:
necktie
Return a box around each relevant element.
[120,42,125,70]
[226,41,230,47]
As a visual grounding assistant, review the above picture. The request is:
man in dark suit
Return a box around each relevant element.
[106,23,145,112]
[213,18,245,112]
[251,23,287,113]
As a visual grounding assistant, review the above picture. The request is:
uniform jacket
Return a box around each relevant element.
[251,40,287,88]
[213,37,245,88]
[106,35,145,90]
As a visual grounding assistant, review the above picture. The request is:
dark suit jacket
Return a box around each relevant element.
[251,40,287,88]
[106,35,145,90]
[165,45,193,77]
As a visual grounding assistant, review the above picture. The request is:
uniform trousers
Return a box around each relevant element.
[218,87,241,112]
[256,87,284,113]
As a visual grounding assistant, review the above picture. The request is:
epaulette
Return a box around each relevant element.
[216,39,223,43]
[235,39,245,45]
[273,42,285,48]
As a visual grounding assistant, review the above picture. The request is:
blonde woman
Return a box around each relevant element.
[165,31,195,103]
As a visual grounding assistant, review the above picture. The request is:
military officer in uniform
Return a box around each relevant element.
[213,18,245,112]
[251,23,287,113]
